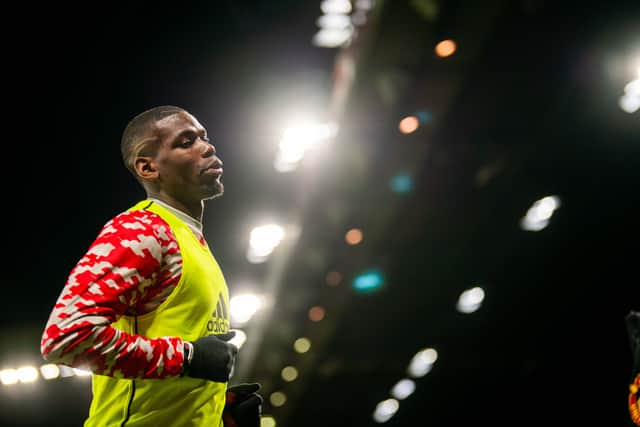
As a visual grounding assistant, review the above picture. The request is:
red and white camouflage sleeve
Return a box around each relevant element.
[40,209,185,379]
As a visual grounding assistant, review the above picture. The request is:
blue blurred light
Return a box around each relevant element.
[415,111,431,123]
[352,269,384,293]
[390,173,413,194]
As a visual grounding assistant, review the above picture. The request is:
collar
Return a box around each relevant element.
[148,198,204,236]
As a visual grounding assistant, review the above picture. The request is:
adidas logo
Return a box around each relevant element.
[206,292,230,333]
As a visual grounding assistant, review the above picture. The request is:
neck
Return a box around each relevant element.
[146,192,203,223]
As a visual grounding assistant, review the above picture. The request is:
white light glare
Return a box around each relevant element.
[230,294,263,325]
[619,68,640,113]
[456,286,486,314]
[73,367,92,376]
[391,378,416,400]
[59,365,76,378]
[247,224,285,263]
[626,78,640,96]
[229,329,248,349]
[373,398,400,423]
[312,28,354,48]
[282,122,338,146]
[317,14,352,29]
[275,122,339,172]
[321,0,352,14]
[40,363,60,380]
[407,348,438,378]
[520,195,561,231]
[619,93,640,113]
[17,366,39,383]
[0,369,19,385]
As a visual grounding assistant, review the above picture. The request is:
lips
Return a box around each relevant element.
[202,161,223,176]
[203,166,223,176]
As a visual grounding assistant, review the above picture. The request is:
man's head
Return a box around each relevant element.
[121,105,224,203]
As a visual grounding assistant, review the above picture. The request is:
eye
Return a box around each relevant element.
[181,138,195,148]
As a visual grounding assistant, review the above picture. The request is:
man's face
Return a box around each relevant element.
[150,112,224,201]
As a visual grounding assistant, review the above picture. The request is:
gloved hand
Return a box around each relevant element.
[222,383,263,427]
[184,331,238,382]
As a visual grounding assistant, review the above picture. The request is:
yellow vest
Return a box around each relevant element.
[86,200,230,427]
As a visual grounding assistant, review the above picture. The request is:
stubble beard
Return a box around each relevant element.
[205,180,224,200]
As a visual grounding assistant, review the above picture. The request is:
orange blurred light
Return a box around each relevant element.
[345,228,363,245]
[308,305,326,322]
[326,271,342,286]
[398,116,419,134]
[435,39,456,57]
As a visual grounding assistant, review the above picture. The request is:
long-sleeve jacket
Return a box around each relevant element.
[40,206,201,378]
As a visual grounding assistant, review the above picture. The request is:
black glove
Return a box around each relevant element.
[222,383,263,427]
[184,331,238,382]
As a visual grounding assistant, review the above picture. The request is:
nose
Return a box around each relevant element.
[202,140,215,158]
[202,141,222,166]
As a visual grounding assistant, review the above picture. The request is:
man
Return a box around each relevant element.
[40,105,261,426]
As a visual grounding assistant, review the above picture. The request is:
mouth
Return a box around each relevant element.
[202,164,223,176]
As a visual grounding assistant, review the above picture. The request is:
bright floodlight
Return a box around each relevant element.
[625,78,640,96]
[229,329,248,349]
[73,367,92,377]
[391,378,416,400]
[407,348,438,378]
[281,122,337,149]
[274,122,338,171]
[247,224,285,263]
[58,365,76,378]
[317,14,352,29]
[321,0,352,14]
[619,93,640,113]
[456,286,486,314]
[520,195,561,231]
[17,366,39,383]
[40,363,61,380]
[0,369,19,385]
[230,294,263,325]
[373,398,399,423]
[619,72,639,113]
[312,28,354,48]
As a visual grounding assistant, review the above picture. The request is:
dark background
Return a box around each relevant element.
[1,0,639,426]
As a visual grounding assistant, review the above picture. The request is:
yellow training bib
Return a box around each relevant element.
[86,200,230,427]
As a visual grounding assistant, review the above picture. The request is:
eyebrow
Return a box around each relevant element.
[173,128,207,142]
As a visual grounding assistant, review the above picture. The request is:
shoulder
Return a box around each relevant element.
[98,209,176,242]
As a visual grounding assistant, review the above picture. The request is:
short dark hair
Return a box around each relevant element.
[120,105,186,176]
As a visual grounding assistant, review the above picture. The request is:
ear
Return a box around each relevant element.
[134,156,159,181]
